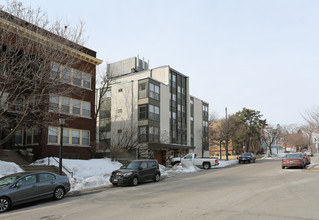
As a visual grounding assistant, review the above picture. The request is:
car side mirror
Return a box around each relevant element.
[14,183,21,189]
[139,167,143,170]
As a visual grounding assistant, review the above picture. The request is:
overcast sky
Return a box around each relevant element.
[7,0,319,126]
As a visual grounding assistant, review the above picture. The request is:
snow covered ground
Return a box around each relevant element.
[0,157,249,193]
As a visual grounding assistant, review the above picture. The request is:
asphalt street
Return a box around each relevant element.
[2,158,319,220]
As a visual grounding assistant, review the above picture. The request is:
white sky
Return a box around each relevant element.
[5,0,319,126]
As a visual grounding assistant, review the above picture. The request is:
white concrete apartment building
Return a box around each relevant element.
[96,57,209,165]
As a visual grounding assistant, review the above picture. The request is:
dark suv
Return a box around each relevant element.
[110,159,161,186]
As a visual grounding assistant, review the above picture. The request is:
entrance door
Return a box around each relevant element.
[153,151,164,165]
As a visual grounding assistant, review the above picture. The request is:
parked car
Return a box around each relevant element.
[0,171,70,213]
[238,152,256,164]
[110,159,160,186]
[171,153,219,169]
[282,153,307,169]
[303,149,313,157]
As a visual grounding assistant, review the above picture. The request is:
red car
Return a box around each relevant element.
[282,153,307,169]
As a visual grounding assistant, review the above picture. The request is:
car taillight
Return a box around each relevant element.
[215,159,218,164]
[282,159,288,163]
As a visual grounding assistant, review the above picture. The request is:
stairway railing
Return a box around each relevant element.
[48,157,74,178]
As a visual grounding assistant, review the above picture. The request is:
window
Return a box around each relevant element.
[172,74,176,88]
[0,92,8,110]
[83,73,91,89]
[62,66,71,83]
[15,129,23,145]
[118,129,122,134]
[149,104,160,121]
[138,83,147,98]
[33,128,38,144]
[18,175,36,186]
[100,131,111,139]
[15,97,24,112]
[50,95,91,118]
[63,128,69,144]
[72,99,81,115]
[72,130,80,144]
[117,109,122,113]
[82,101,91,117]
[49,95,59,112]
[149,83,160,100]
[39,173,55,182]
[61,97,70,114]
[149,126,159,143]
[50,63,59,79]
[118,88,123,92]
[139,126,147,142]
[48,127,58,144]
[73,70,82,86]
[139,105,147,120]
[26,129,32,145]
[177,86,181,99]
[140,161,148,169]
[82,131,90,146]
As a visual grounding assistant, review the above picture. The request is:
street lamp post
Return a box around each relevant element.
[219,138,222,160]
[59,116,65,175]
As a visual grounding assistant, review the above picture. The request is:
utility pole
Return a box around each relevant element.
[225,107,229,161]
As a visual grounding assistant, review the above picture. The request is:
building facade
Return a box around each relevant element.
[0,11,102,161]
[96,57,209,165]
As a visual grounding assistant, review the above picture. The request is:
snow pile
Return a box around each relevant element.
[160,163,201,178]
[213,159,238,168]
[0,161,24,178]
[1,157,239,192]
[31,157,122,192]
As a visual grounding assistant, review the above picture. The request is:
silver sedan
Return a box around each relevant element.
[0,171,70,213]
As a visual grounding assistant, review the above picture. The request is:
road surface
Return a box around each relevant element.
[2,158,319,220]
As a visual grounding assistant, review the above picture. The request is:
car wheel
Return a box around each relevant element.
[131,177,139,186]
[53,187,65,200]
[282,166,285,169]
[153,173,160,182]
[203,162,211,170]
[112,183,118,186]
[0,197,10,213]
[253,159,256,163]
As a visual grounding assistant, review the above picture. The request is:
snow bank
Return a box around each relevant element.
[214,160,238,168]
[0,160,24,178]
[160,163,201,178]
[32,157,122,192]
[1,157,239,192]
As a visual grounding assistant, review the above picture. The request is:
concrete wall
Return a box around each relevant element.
[151,66,170,84]
[110,80,138,143]
[160,83,170,144]
[192,96,209,157]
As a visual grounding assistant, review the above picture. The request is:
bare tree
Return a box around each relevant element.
[0,1,88,147]
[261,125,279,155]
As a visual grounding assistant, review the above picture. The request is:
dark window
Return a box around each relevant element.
[39,173,55,182]
[139,105,148,120]
[139,126,147,142]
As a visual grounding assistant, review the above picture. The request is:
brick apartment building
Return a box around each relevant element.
[0,11,102,161]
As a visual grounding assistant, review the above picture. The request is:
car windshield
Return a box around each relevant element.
[241,153,251,157]
[285,154,302,158]
[0,174,23,188]
[122,161,140,170]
